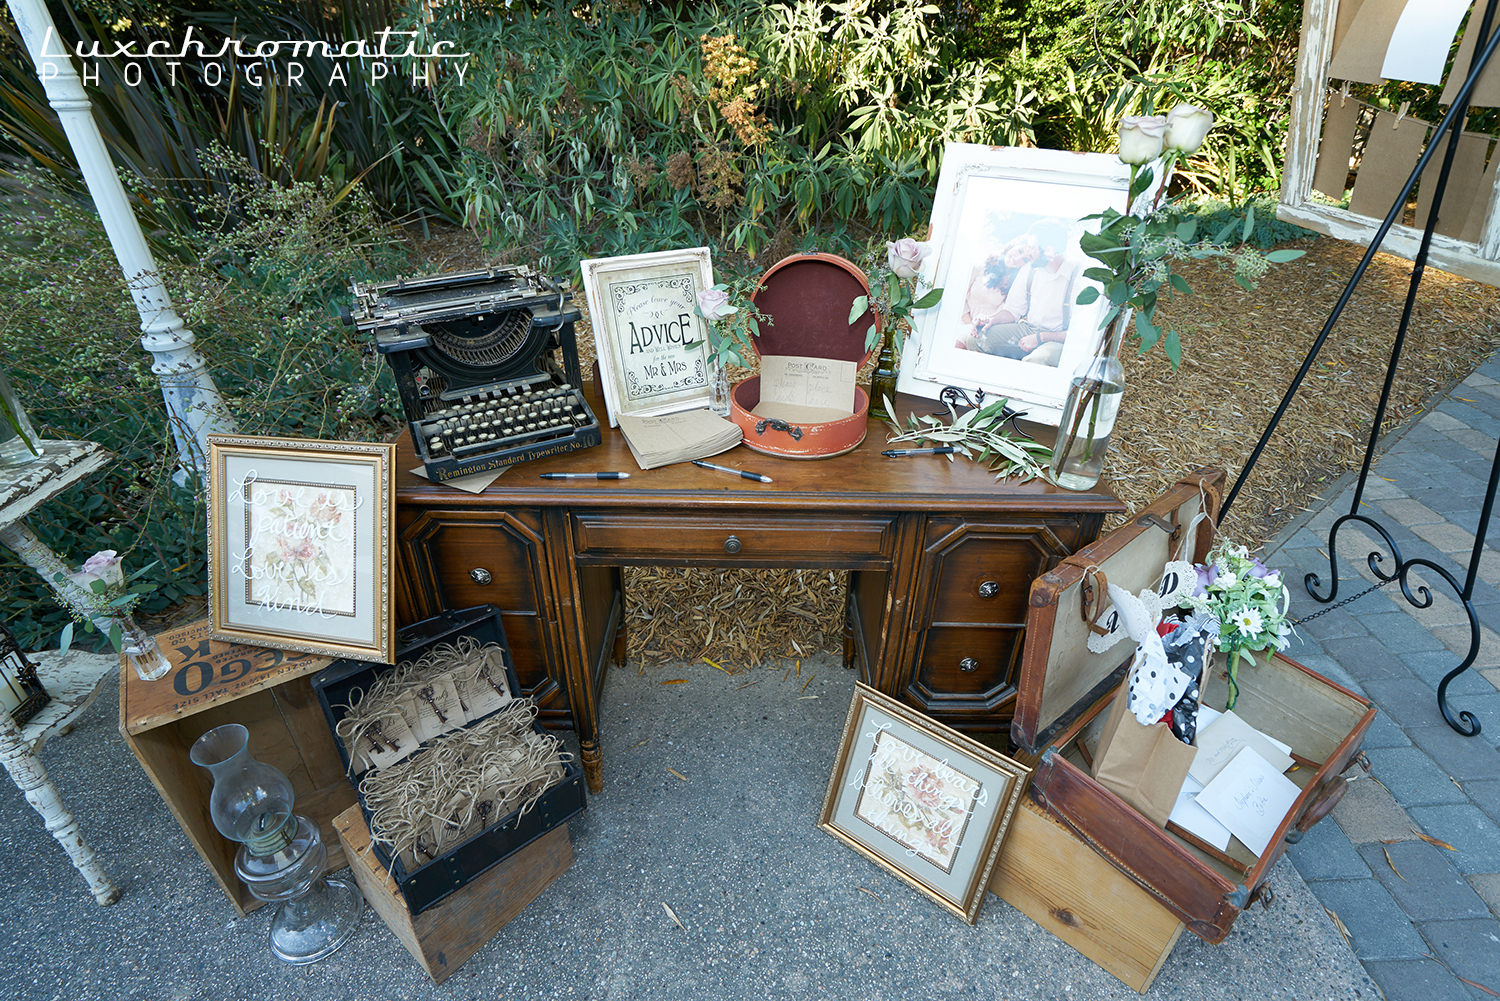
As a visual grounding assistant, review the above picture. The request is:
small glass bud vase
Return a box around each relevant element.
[0,371,42,468]
[1050,319,1126,491]
[708,359,732,417]
[119,615,172,682]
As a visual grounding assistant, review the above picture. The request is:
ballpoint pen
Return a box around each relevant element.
[691,459,773,483]
[882,447,958,457]
[538,472,631,479]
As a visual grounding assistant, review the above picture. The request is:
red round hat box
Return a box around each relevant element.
[729,253,879,459]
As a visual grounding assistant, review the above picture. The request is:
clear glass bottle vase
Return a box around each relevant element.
[0,370,41,468]
[119,615,172,682]
[1049,318,1126,491]
[708,359,731,417]
[868,324,899,423]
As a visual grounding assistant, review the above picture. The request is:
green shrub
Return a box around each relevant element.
[0,161,408,649]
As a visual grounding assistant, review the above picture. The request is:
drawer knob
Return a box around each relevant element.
[978,580,1000,598]
[723,535,742,554]
[469,567,493,585]
[959,657,979,673]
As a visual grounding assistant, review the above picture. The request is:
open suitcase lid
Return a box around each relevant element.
[750,253,879,365]
[1011,468,1226,754]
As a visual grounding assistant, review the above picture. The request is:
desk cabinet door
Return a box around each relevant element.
[396,509,568,719]
[905,515,1095,729]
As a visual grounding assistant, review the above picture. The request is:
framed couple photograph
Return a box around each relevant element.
[207,435,396,664]
[580,246,717,426]
[897,144,1148,425]
[819,684,1030,924]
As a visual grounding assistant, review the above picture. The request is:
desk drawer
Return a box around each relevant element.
[917,626,1022,703]
[571,511,895,565]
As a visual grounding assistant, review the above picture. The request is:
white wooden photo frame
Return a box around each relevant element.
[897,145,1135,425]
[580,247,717,426]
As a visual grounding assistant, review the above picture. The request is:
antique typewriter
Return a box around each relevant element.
[345,266,602,482]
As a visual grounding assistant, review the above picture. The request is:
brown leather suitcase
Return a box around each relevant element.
[1010,469,1375,944]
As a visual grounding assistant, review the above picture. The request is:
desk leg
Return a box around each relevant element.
[0,709,119,905]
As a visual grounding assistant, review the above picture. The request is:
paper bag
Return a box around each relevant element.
[1091,681,1198,828]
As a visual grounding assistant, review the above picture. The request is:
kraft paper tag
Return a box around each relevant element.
[1442,19,1500,106]
[1416,132,1491,238]
[459,667,513,720]
[431,791,476,852]
[410,676,465,741]
[1329,0,1407,84]
[1313,96,1362,200]
[361,711,417,772]
[1348,112,1429,220]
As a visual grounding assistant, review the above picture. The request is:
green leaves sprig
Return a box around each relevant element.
[52,562,160,656]
[850,273,943,353]
[883,395,1052,483]
[1075,160,1305,369]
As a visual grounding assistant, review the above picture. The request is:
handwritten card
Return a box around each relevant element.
[759,354,857,414]
[1168,774,1233,852]
[1189,710,1294,787]
[1195,747,1302,857]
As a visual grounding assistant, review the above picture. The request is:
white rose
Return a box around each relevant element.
[1117,115,1167,165]
[886,238,931,280]
[1163,103,1215,154]
[696,288,735,322]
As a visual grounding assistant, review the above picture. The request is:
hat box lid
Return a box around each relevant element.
[748,253,879,363]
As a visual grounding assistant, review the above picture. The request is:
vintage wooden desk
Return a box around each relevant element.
[394,388,1123,793]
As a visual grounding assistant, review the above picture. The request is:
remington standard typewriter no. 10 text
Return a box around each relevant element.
[345,266,603,482]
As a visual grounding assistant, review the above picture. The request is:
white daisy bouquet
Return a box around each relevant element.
[1182,541,1294,709]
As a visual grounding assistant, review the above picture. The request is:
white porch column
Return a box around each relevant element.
[6,0,236,472]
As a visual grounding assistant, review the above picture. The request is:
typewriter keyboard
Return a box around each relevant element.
[418,383,592,458]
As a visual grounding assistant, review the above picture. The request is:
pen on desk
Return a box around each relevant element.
[691,459,773,483]
[882,447,958,457]
[538,472,631,480]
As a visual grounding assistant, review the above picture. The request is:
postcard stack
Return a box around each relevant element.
[616,409,743,469]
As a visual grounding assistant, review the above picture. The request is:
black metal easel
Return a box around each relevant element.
[1221,1,1500,736]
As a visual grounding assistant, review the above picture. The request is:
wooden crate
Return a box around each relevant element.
[334,804,572,984]
[119,619,356,915]
[990,798,1184,994]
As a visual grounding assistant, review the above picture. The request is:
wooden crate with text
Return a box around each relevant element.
[118,619,354,915]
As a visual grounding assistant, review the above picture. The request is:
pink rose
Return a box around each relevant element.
[80,550,124,587]
[886,238,931,279]
[696,288,735,322]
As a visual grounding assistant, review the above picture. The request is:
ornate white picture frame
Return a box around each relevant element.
[897,144,1136,425]
[580,247,717,426]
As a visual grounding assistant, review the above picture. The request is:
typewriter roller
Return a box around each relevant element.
[345,266,603,482]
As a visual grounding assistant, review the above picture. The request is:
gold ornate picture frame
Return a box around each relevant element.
[207,435,396,663]
[819,683,1030,924]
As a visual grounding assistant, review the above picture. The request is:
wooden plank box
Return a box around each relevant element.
[1011,470,1375,945]
[334,803,572,984]
[990,798,1184,993]
[119,620,354,915]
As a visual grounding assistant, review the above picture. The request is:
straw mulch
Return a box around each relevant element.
[412,230,1500,672]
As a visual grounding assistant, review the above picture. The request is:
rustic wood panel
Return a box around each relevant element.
[334,805,572,984]
[991,799,1184,994]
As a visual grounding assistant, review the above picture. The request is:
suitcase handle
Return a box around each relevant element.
[1282,776,1348,844]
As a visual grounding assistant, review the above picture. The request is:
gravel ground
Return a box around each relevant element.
[1,652,1378,1000]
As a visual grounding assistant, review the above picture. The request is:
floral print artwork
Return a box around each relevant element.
[853,728,983,873]
[242,479,358,617]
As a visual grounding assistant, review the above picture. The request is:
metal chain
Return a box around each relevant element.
[1290,576,1396,625]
